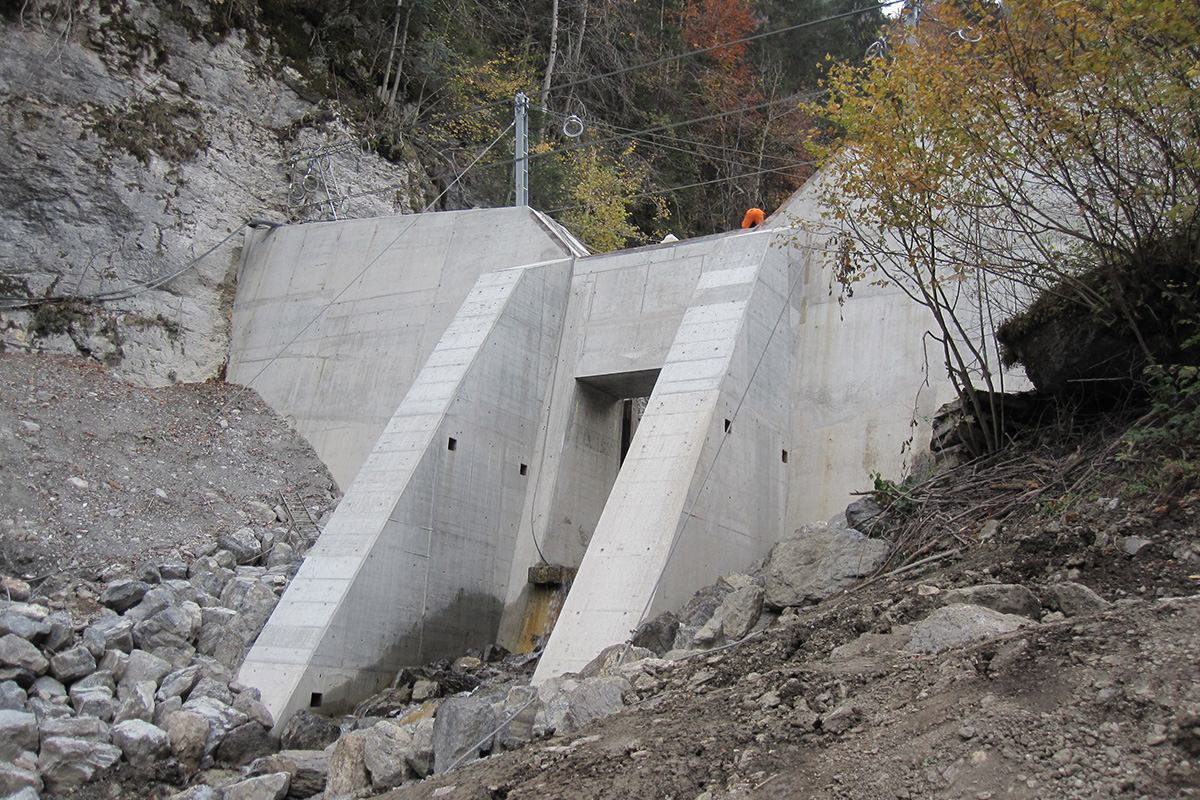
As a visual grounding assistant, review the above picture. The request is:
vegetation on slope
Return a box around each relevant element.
[809,0,1200,453]
[130,0,888,247]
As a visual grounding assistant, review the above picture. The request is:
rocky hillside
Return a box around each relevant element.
[0,0,428,388]
[1,352,1197,800]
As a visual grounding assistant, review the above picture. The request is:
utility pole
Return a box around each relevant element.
[514,92,529,207]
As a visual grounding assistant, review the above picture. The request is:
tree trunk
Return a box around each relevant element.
[542,0,561,104]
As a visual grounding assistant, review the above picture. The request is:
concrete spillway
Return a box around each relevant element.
[228,181,958,730]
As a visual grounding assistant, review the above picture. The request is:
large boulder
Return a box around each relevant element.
[432,694,498,774]
[37,736,122,790]
[693,584,764,646]
[763,522,891,608]
[0,634,48,679]
[279,709,341,751]
[0,710,38,761]
[325,729,371,796]
[223,772,290,800]
[906,604,1033,654]
[1043,581,1109,616]
[942,583,1042,619]
[249,750,330,799]
[363,720,414,790]
[112,719,171,771]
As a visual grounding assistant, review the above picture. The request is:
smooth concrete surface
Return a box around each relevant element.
[238,257,572,726]
[228,207,585,489]
[231,175,991,724]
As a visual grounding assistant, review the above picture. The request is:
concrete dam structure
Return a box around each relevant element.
[227,180,957,731]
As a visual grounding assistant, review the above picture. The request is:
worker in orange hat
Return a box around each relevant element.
[741,207,765,229]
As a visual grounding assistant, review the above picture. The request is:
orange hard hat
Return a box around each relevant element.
[741,208,765,228]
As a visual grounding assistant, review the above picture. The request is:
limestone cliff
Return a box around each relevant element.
[0,0,429,386]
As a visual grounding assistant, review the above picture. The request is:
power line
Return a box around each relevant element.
[377,1,897,141]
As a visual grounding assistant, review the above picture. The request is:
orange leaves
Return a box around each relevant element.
[681,0,757,70]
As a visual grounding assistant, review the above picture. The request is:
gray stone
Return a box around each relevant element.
[433,695,497,774]
[74,669,117,694]
[0,634,48,677]
[363,720,414,789]
[225,771,291,800]
[125,586,176,623]
[906,604,1033,654]
[279,709,341,751]
[630,611,679,657]
[157,665,202,702]
[100,579,152,613]
[0,762,41,797]
[495,685,538,751]
[821,702,861,734]
[121,649,173,693]
[70,685,118,721]
[0,710,39,761]
[38,736,122,790]
[579,643,656,679]
[219,578,280,635]
[50,644,97,683]
[133,603,202,650]
[0,611,50,642]
[845,497,885,532]
[190,675,234,706]
[40,714,112,743]
[154,695,184,728]
[232,692,275,729]
[112,718,171,770]
[167,785,222,800]
[24,696,69,725]
[325,729,371,795]
[83,616,135,657]
[407,716,436,778]
[216,721,276,766]
[182,695,249,756]
[29,675,66,702]
[0,680,26,711]
[943,583,1042,619]
[219,528,263,565]
[693,584,764,646]
[136,561,163,585]
[265,542,302,569]
[248,750,330,798]
[160,561,191,581]
[1043,581,1109,616]
[41,613,75,653]
[97,648,130,682]
[167,709,210,772]
[190,565,236,598]
[114,679,157,724]
[763,522,891,608]
[0,751,42,797]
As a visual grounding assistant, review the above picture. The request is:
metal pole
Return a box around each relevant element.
[514,92,529,207]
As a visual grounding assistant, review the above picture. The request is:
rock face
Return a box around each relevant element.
[0,0,424,387]
[763,522,892,608]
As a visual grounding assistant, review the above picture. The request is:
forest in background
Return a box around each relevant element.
[196,0,888,247]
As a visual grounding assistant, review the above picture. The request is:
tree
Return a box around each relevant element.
[811,0,1200,452]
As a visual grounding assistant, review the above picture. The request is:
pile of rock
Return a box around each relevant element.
[286,509,898,797]
[0,525,305,799]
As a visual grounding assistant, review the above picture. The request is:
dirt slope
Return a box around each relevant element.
[0,351,337,587]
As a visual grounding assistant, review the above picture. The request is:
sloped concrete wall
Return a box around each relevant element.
[228,208,585,489]
[238,258,572,726]
[530,230,794,678]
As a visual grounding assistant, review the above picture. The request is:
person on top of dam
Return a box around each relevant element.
[741,207,765,229]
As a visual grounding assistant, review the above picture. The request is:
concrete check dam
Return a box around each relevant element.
[225,179,958,732]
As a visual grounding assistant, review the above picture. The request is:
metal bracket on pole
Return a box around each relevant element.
[514,92,529,207]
